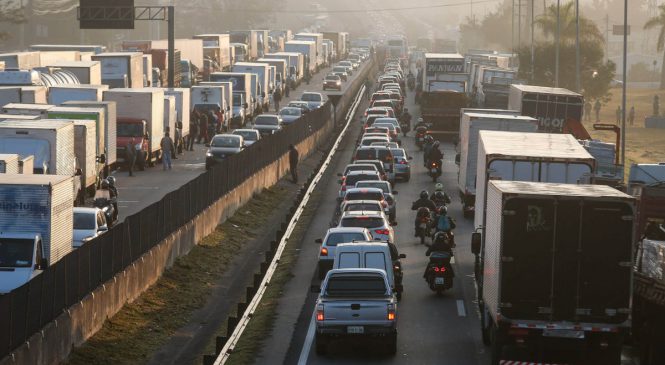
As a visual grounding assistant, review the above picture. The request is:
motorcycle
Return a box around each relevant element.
[425,251,454,294]
[415,126,427,150]
[415,207,431,245]
[93,190,117,227]
[428,159,442,182]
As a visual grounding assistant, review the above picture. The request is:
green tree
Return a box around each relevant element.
[535,1,604,43]
[644,4,665,89]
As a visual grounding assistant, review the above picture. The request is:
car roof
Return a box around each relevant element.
[346,170,381,176]
[354,159,383,165]
[341,210,385,218]
[213,133,242,139]
[357,145,392,151]
[74,207,100,214]
[346,163,376,169]
[342,199,382,205]
[345,187,384,194]
[325,227,370,235]
[233,129,258,133]
[279,107,301,111]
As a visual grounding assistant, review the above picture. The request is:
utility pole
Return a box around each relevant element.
[575,0,580,91]
[621,0,628,169]
[531,0,535,82]
[518,0,522,48]
[554,0,561,87]
[512,0,516,54]
[606,13,610,62]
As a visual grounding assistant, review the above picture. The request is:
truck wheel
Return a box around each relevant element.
[315,333,328,355]
[480,308,491,346]
[386,333,397,355]
[490,323,504,365]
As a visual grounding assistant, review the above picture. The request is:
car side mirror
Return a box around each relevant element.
[408,156,413,160]
[315,238,323,243]
[310,285,321,293]
[455,153,461,166]
[390,221,398,227]
[392,191,398,195]
[97,154,106,164]
[36,258,48,270]
[471,232,482,255]
[205,143,210,147]
[399,253,406,259]
[75,168,82,176]
[98,226,108,232]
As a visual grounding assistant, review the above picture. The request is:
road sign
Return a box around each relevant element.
[78,0,135,29]
[612,25,631,36]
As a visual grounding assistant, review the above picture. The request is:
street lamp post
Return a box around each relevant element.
[621,0,628,169]
[575,0,581,91]
[555,0,560,87]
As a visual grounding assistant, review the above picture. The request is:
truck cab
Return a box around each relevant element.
[116,118,150,167]
[0,232,46,294]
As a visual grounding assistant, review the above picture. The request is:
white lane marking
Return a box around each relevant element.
[297,312,317,365]
[457,300,467,317]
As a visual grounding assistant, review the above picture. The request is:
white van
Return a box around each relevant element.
[333,241,404,298]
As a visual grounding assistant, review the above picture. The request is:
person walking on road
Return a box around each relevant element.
[616,106,622,125]
[365,78,373,100]
[125,138,136,177]
[584,101,592,122]
[273,89,282,112]
[289,144,299,183]
[160,131,175,171]
[594,100,601,122]
[198,111,209,144]
[629,106,635,126]
[285,82,290,97]
[188,110,199,151]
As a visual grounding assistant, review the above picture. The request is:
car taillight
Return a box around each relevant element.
[375,229,390,235]
[387,304,396,321]
[341,184,346,191]
[316,304,324,321]
[381,200,388,208]
[399,159,407,164]
[320,247,328,256]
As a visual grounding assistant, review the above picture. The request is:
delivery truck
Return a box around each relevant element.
[197,82,232,124]
[232,62,271,109]
[457,113,538,218]
[0,52,41,70]
[508,84,588,138]
[0,86,47,106]
[2,103,54,116]
[91,52,144,89]
[104,88,165,167]
[0,174,74,294]
[37,50,81,66]
[150,39,204,72]
[191,85,228,128]
[45,60,101,85]
[256,58,288,93]
[163,88,190,147]
[209,72,253,121]
[228,31,259,61]
[62,101,117,174]
[285,41,317,74]
[0,153,20,173]
[142,54,153,87]
[294,33,324,68]
[0,114,40,121]
[474,131,596,228]
[266,52,304,86]
[30,44,106,54]
[121,42,183,88]
[47,84,108,105]
[163,95,177,138]
[19,155,34,174]
[474,180,634,365]
[193,34,232,72]
[323,32,347,60]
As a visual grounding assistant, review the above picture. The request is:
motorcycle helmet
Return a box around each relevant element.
[435,183,444,191]
[101,179,109,189]
[424,135,434,143]
[420,190,429,199]
[433,141,440,148]
[106,176,116,188]
[438,205,448,216]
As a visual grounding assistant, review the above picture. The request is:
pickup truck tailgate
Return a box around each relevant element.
[324,300,390,322]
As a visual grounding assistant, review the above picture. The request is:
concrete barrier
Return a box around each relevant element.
[0,61,374,365]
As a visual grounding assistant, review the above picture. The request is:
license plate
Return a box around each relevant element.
[419,223,427,229]
[347,326,364,334]
[431,168,437,173]
[435,277,445,285]
[542,329,585,339]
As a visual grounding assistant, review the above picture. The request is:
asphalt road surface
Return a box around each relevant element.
[111,61,366,221]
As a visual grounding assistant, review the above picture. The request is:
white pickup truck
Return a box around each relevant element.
[313,268,397,355]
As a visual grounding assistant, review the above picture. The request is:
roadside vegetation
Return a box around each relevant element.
[64,186,287,365]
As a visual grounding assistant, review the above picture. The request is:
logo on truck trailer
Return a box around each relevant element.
[426,60,464,75]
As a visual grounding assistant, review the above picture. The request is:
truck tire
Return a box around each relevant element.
[480,307,491,346]
[386,332,397,355]
[315,333,327,356]
[490,322,504,365]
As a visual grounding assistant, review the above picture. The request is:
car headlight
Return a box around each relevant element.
[206,151,213,157]
[336,81,341,85]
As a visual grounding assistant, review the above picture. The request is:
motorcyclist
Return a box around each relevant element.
[400,108,412,134]
[431,183,452,207]
[423,135,435,165]
[411,190,437,236]
[427,141,444,170]
[106,176,119,222]
[434,206,456,234]
[424,231,455,279]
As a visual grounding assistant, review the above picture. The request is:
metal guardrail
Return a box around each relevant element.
[212,84,366,364]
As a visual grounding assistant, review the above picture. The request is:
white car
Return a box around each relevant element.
[232,129,260,147]
[205,134,244,169]
[315,227,372,279]
[300,92,326,110]
[253,114,283,136]
[337,210,395,243]
[278,107,303,124]
[73,207,108,248]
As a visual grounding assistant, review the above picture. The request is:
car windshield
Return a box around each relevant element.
[0,238,34,268]
[339,62,351,67]
[234,131,257,141]
[301,93,322,102]
[344,203,382,212]
[325,75,339,81]
[280,108,300,116]
[333,67,346,72]
[74,212,96,230]
[254,116,279,125]
[356,182,389,193]
[341,217,385,229]
[325,232,367,246]
[391,149,405,158]
[325,275,387,297]
[346,174,379,186]
[346,191,384,200]
[117,123,144,137]
[377,149,393,162]
[345,165,376,174]
[375,124,396,132]
[211,136,240,147]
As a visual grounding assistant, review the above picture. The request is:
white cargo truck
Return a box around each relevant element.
[46,60,102,85]
[0,114,40,121]
[197,82,232,123]
[0,86,48,106]
[209,72,253,124]
[163,88,190,142]
[267,52,305,85]
[91,52,144,89]
[0,153,20,173]
[19,155,34,174]
[61,101,117,173]
[294,33,324,67]
[191,85,230,128]
[284,41,317,74]
[475,130,596,227]
[193,34,233,71]
[0,174,74,294]
[103,88,165,165]
[163,95,177,137]
[47,84,109,105]
[232,62,271,108]
[457,113,538,218]
[256,58,287,93]
[2,103,54,116]
[0,52,41,70]
[151,39,204,71]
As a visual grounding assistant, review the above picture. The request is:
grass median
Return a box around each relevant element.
[64,186,287,365]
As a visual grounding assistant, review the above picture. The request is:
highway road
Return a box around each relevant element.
[110,62,366,221]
